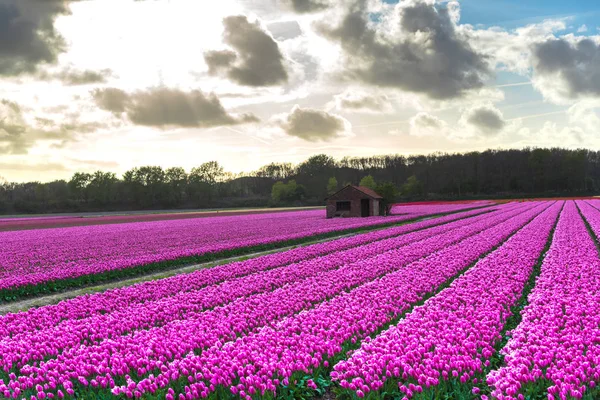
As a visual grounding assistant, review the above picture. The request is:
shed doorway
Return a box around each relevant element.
[361,199,370,217]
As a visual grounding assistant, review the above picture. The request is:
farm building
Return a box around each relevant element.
[325,185,382,218]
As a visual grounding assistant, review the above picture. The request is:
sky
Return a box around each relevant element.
[1,0,600,182]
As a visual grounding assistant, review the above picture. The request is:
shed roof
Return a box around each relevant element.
[354,185,383,199]
[326,185,383,200]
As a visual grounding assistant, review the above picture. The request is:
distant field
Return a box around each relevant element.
[0,206,323,231]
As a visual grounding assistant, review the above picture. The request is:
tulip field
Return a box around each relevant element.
[0,203,489,300]
[0,200,598,399]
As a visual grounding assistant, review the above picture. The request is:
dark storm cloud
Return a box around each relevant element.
[320,1,490,99]
[0,0,73,76]
[204,15,288,87]
[279,105,347,141]
[92,87,260,128]
[462,104,507,135]
[533,37,600,100]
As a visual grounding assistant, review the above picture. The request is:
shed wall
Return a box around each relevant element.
[325,186,381,218]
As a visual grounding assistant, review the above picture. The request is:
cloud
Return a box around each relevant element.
[127,88,259,127]
[577,25,588,33]
[0,98,105,154]
[288,0,329,13]
[92,87,260,128]
[531,36,600,103]
[0,162,68,173]
[0,99,28,154]
[409,112,448,136]
[267,21,302,41]
[329,91,393,113]
[275,105,350,141]
[92,88,130,114]
[467,19,600,104]
[514,101,599,147]
[465,19,567,76]
[567,101,600,132]
[319,0,490,99]
[67,158,120,169]
[519,121,587,146]
[0,0,72,76]
[459,103,508,136]
[204,15,288,87]
[402,104,512,139]
[40,67,114,86]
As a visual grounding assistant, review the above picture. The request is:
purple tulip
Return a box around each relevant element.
[0,205,488,292]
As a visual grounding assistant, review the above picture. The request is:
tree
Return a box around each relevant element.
[327,177,338,195]
[68,172,93,203]
[359,175,376,190]
[271,180,305,204]
[133,166,167,207]
[165,167,188,206]
[3,147,600,215]
[401,175,424,197]
[255,163,294,180]
[189,161,225,185]
[271,181,286,204]
[87,171,118,206]
[296,155,336,177]
[375,182,399,216]
[188,161,225,206]
[296,154,336,200]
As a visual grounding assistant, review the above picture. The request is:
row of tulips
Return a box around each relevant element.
[0,204,489,297]
[486,201,600,399]
[332,201,563,399]
[0,204,537,399]
[0,204,513,374]
[390,201,493,215]
[578,200,600,241]
[0,204,498,339]
[128,202,551,400]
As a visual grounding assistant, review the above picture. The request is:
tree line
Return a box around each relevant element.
[1,147,598,214]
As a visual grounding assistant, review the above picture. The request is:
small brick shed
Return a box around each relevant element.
[325,185,382,218]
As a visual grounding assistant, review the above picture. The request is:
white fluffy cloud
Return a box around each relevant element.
[567,101,600,132]
[409,112,448,137]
